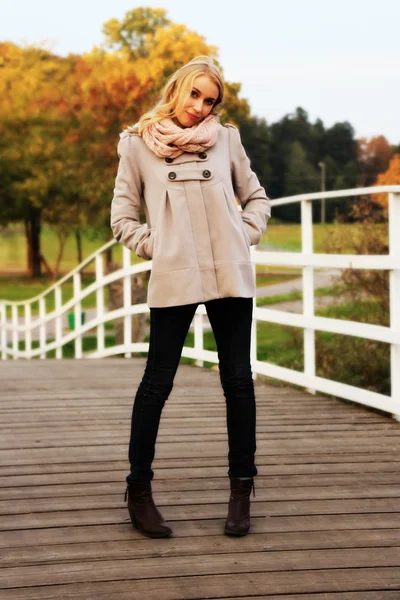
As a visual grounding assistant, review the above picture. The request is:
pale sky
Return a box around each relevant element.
[2,0,400,144]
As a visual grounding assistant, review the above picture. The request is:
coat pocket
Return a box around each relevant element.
[137,228,156,260]
[240,219,252,247]
[221,182,251,249]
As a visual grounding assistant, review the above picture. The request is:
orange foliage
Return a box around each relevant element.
[0,7,254,277]
[373,154,400,208]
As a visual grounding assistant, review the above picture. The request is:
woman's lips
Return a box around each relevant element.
[186,111,198,120]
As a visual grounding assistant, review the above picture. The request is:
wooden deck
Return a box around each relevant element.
[0,358,400,599]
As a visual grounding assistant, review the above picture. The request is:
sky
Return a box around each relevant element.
[2,0,400,144]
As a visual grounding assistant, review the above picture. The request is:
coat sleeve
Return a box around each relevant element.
[227,124,271,246]
[110,135,154,260]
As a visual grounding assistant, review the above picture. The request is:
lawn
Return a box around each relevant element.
[261,221,388,253]
[1,221,387,276]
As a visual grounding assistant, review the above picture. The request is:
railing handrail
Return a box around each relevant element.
[1,185,399,420]
[1,185,398,308]
[271,184,400,206]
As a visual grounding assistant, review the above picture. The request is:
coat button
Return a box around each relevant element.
[203,170,211,178]
[165,157,174,163]
[199,152,207,159]
[168,172,177,180]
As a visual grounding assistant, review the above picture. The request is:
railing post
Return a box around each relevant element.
[12,305,18,359]
[123,247,132,358]
[0,303,6,360]
[96,254,105,357]
[301,199,316,393]
[194,311,204,367]
[250,247,257,380]
[389,192,400,419]
[25,303,32,359]
[55,287,62,359]
[39,298,46,359]
[73,273,82,359]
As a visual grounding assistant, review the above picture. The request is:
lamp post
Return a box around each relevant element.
[318,161,326,224]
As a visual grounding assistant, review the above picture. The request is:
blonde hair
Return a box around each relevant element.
[137,56,224,133]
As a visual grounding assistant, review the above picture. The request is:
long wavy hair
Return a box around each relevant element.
[137,56,224,133]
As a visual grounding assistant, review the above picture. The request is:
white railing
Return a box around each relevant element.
[1,186,399,420]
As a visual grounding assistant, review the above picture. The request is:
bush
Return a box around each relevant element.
[313,199,390,395]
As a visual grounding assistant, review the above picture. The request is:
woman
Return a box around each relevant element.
[110,55,271,539]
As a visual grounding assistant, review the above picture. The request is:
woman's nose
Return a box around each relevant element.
[193,99,203,114]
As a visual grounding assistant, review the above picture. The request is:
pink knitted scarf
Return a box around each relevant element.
[141,114,220,158]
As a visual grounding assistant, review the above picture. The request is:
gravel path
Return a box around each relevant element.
[256,268,342,298]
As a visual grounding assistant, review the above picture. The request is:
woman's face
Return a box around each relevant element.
[174,74,219,128]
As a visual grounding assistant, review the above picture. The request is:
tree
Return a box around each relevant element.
[358,136,391,187]
[0,42,69,276]
[373,154,400,209]
[0,12,226,277]
[102,7,170,58]
[283,141,319,220]
[322,122,358,167]
[235,116,272,199]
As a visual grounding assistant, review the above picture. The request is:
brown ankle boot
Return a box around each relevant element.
[224,477,255,536]
[124,480,172,538]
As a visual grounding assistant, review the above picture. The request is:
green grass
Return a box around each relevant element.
[0,225,121,273]
[0,275,102,316]
[18,335,117,358]
[261,222,388,253]
[1,222,388,277]
[0,224,151,275]
[316,298,389,327]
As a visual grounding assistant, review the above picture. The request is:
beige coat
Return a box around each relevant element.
[110,123,271,308]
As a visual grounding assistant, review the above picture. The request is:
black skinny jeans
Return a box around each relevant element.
[126,297,258,483]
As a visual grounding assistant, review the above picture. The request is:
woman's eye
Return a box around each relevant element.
[191,90,198,97]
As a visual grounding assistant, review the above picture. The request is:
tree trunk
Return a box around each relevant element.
[52,232,68,283]
[105,246,113,273]
[75,230,83,265]
[24,207,42,278]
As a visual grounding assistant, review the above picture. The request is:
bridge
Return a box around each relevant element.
[1,187,400,597]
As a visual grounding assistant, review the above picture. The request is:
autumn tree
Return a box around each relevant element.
[358,135,392,187]
[102,7,170,58]
[373,154,400,209]
[0,10,225,277]
[0,42,70,277]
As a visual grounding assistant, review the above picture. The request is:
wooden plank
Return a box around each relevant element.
[0,567,399,599]
[2,498,400,530]
[1,513,399,549]
[2,529,400,568]
[1,483,400,513]
[2,470,400,489]
[1,454,400,479]
[1,548,400,589]
[2,439,400,466]
[2,428,400,451]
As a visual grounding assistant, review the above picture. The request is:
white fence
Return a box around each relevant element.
[1,186,399,419]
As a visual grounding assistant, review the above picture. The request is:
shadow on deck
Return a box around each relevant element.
[0,358,400,599]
